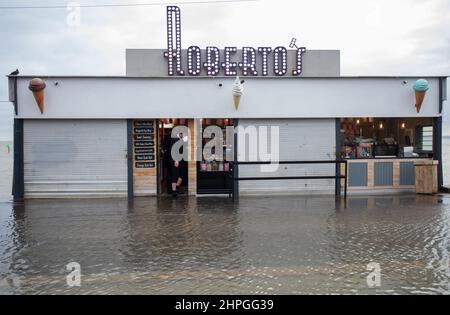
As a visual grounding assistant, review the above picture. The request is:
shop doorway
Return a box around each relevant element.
[197,118,234,195]
[158,119,189,195]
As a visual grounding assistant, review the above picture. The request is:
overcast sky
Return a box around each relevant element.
[0,0,449,141]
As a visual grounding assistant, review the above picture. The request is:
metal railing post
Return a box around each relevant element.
[233,162,239,202]
[344,161,348,200]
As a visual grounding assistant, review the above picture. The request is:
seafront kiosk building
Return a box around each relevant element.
[7,47,447,199]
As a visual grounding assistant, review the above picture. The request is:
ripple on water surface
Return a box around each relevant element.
[0,194,450,295]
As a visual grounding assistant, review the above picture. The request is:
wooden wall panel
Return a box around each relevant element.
[133,120,157,196]
[188,119,199,196]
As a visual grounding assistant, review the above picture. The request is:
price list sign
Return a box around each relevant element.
[134,120,156,168]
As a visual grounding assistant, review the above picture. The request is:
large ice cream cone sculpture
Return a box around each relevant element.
[232,76,244,110]
[413,79,429,113]
[28,78,46,114]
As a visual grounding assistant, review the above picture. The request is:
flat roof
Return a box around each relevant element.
[6,75,449,79]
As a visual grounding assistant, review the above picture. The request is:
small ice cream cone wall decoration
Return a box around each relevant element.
[232,76,245,110]
[413,79,429,113]
[28,78,46,114]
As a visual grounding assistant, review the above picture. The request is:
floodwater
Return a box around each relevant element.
[0,142,450,295]
[0,142,13,202]
[0,195,449,295]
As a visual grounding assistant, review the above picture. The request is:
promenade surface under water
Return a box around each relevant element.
[0,194,449,295]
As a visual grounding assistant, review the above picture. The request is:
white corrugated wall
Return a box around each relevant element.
[24,120,128,198]
[238,119,336,195]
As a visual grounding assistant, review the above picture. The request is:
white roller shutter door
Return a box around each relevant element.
[24,120,127,198]
[238,119,336,195]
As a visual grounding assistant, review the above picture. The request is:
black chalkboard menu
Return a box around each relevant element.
[133,120,155,168]
[135,148,155,154]
[134,134,154,141]
[136,162,155,169]
[134,121,154,127]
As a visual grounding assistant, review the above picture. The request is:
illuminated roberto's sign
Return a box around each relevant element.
[164,6,306,77]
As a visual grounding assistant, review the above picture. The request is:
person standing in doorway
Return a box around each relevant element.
[170,132,187,197]
[161,129,173,194]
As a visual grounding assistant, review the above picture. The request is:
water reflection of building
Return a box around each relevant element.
[122,197,242,271]
[8,199,131,279]
[327,195,445,268]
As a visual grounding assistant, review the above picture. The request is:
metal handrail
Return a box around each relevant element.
[230,160,348,201]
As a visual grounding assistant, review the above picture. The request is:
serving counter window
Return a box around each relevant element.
[340,117,434,159]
